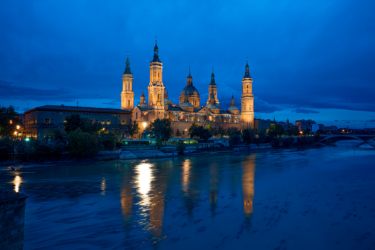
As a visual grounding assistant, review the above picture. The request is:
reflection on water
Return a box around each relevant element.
[182,159,191,193]
[13,175,22,193]
[242,159,255,218]
[101,177,106,195]
[209,163,219,215]
[135,163,154,210]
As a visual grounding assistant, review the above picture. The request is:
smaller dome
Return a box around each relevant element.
[180,102,193,108]
[165,97,172,104]
[137,103,147,107]
[181,86,199,96]
[207,104,219,109]
[227,106,239,111]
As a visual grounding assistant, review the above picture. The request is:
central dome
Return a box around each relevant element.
[180,85,199,96]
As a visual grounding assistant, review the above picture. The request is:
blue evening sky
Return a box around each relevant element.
[1,0,374,128]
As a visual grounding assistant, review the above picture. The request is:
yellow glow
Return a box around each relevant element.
[182,159,191,192]
[143,122,147,129]
[300,131,303,134]
[101,178,106,195]
[16,125,20,129]
[10,120,13,124]
[13,175,22,193]
[102,128,105,130]
[135,163,153,208]
[14,131,17,135]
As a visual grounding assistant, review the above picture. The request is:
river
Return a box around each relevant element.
[1,142,375,250]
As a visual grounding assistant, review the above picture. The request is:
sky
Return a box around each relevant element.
[1,0,375,128]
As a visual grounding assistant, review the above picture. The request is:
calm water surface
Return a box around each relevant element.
[1,142,375,250]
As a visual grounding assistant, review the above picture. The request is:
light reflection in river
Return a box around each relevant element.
[135,163,154,211]
[13,175,22,193]
[182,159,191,193]
[242,159,255,218]
[101,177,106,195]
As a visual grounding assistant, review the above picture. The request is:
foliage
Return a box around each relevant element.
[217,126,226,138]
[0,106,21,137]
[176,129,181,137]
[176,140,186,155]
[267,124,285,137]
[242,129,255,144]
[188,122,199,135]
[316,129,326,135]
[229,134,241,147]
[282,137,294,147]
[16,138,65,161]
[126,121,140,138]
[303,129,310,135]
[47,128,67,142]
[67,128,99,158]
[210,126,219,136]
[258,129,266,143]
[227,127,240,137]
[149,119,172,142]
[271,137,281,148]
[0,137,14,160]
[190,126,212,142]
[64,114,102,135]
[99,133,116,151]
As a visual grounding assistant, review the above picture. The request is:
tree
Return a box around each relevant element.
[64,114,102,135]
[316,129,326,135]
[0,106,21,137]
[303,128,310,136]
[99,133,116,150]
[190,126,212,142]
[229,134,241,147]
[267,124,285,137]
[227,127,240,137]
[176,140,186,155]
[188,122,199,135]
[47,128,67,142]
[242,129,255,144]
[149,119,172,142]
[67,128,99,158]
[176,129,181,138]
[217,126,226,138]
[126,121,140,138]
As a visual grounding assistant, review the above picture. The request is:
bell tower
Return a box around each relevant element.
[240,59,254,128]
[147,38,165,121]
[206,68,220,108]
[121,53,135,110]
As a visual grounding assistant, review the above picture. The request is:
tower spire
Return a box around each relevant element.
[124,52,131,74]
[210,67,216,85]
[152,37,160,62]
[244,58,250,78]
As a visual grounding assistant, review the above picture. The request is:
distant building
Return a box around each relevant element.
[254,119,276,132]
[318,124,325,131]
[324,125,338,134]
[24,105,131,138]
[295,119,316,132]
[311,124,319,133]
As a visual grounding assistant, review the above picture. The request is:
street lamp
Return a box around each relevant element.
[16,125,20,130]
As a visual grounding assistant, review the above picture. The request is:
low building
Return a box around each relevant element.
[254,119,276,132]
[295,119,316,132]
[24,105,131,138]
[324,125,338,134]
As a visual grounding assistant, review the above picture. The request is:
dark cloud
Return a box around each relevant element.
[293,108,319,114]
[334,120,339,122]
[366,119,375,122]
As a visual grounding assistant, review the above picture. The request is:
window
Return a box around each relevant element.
[128,100,130,107]
[45,119,50,124]
[101,120,105,125]
[158,94,160,102]
[136,112,138,119]
[121,120,126,125]
[106,120,111,125]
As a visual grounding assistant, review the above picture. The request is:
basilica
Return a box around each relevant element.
[121,39,254,137]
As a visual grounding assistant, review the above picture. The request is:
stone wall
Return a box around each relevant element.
[0,189,28,250]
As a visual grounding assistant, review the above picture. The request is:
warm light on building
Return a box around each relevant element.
[14,131,17,135]
[10,120,13,124]
[143,122,147,129]
[16,125,20,129]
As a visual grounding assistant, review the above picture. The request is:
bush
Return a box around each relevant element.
[115,140,124,149]
[271,138,281,148]
[0,137,13,160]
[176,140,186,155]
[282,137,294,148]
[229,134,241,147]
[16,138,65,161]
[100,133,116,151]
[67,128,99,158]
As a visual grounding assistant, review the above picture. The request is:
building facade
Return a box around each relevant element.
[129,40,255,137]
[24,105,131,138]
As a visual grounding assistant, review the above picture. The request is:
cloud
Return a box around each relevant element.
[254,97,283,113]
[334,120,339,122]
[366,119,375,122]
[292,108,319,114]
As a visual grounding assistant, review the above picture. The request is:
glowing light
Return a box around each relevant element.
[14,131,17,135]
[25,138,30,141]
[135,163,153,209]
[182,159,191,193]
[13,175,22,193]
[143,122,147,129]
[102,128,105,130]
[101,178,106,195]
[16,125,20,129]
[10,120,13,124]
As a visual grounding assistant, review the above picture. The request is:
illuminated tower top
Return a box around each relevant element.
[209,68,216,85]
[243,58,251,79]
[124,53,131,74]
[152,38,161,63]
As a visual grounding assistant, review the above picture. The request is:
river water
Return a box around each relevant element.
[1,142,375,250]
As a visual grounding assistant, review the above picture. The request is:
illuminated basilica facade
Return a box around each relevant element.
[121,39,254,137]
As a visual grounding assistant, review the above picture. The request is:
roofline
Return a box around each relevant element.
[24,106,131,115]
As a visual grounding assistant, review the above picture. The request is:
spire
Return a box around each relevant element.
[244,58,251,78]
[152,37,161,62]
[187,67,192,78]
[124,52,131,74]
[210,67,216,85]
[141,89,145,97]
[230,93,235,106]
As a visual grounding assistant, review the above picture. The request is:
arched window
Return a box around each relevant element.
[243,104,246,110]
[150,94,153,103]
[247,85,249,93]
[128,100,130,107]
[158,72,160,80]
[153,70,156,78]
[158,94,160,102]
